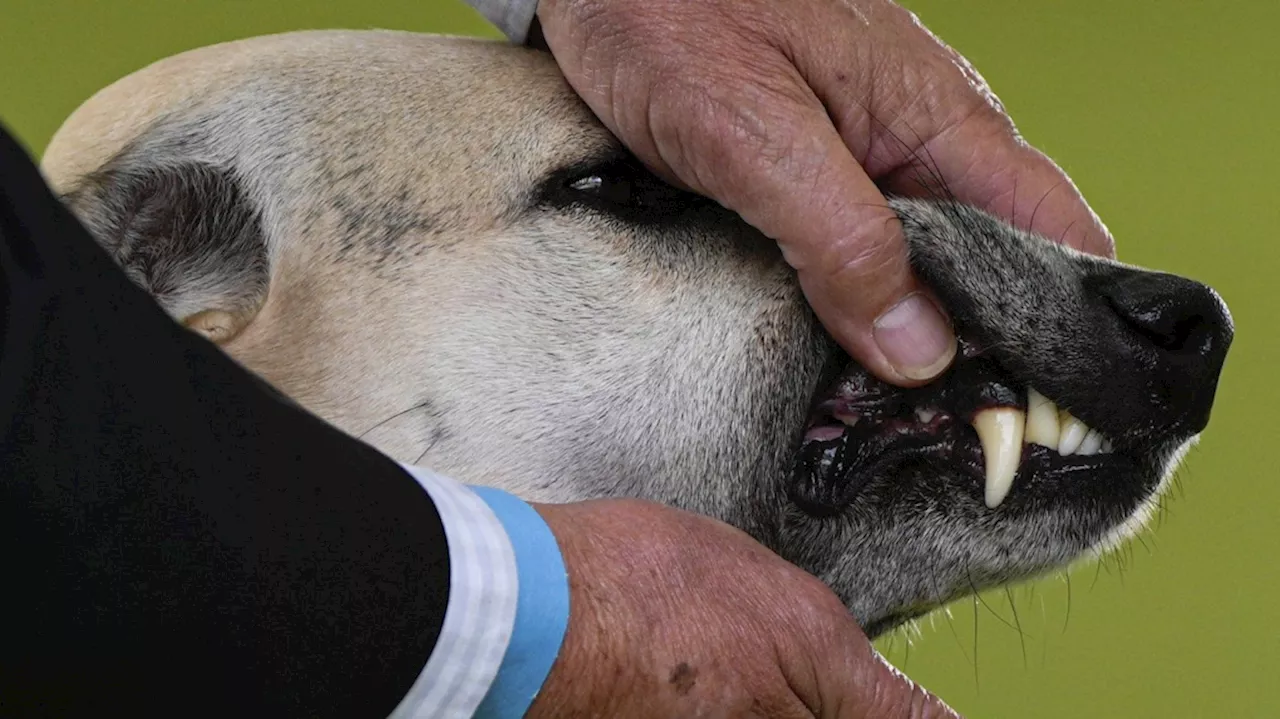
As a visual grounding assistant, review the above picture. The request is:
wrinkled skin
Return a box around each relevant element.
[529,499,952,717]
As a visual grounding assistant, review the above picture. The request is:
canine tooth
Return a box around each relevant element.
[916,408,938,423]
[1078,429,1104,456]
[972,407,1025,509]
[1024,388,1061,449]
[1101,438,1114,453]
[1057,410,1088,456]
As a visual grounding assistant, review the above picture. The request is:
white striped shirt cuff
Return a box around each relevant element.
[462,0,539,44]
[389,465,519,719]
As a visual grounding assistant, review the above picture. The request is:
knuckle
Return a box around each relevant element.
[866,38,1017,155]
[785,576,860,638]
[818,224,908,289]
[923,50,1018,142]
[652,78,830,207]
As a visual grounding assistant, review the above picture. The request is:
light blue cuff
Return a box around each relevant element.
[468,487,570,718]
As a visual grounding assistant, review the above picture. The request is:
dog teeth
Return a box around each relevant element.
[1077,429,1104,456]
[915,408,938,423]
[1057,410,1089,456]
[1024,389,1061,449]
[968,387,1114,510]
[972,407,1025,509]
[1026,391,1112,458]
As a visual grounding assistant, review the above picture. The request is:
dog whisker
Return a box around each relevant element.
[358,400,433,441]
[1004,585,1029,670]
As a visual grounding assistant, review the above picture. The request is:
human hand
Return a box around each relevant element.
[529,499,959,717]
[536,0,1114,386]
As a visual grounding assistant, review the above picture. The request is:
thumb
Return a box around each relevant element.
[649,76,958,386]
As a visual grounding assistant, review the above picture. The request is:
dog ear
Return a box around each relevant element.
[60,155,269,345]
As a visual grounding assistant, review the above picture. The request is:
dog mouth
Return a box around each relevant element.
[790,337,1125,514]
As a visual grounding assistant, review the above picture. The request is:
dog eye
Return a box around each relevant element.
[561,159,694,218]
[537,154,721,225]
[569,174,632,204]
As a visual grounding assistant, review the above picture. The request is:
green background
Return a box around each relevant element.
[3,1,1276,716]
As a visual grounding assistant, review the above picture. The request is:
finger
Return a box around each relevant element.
[775,583,961,719]
[783,1,1115,260]
[901,115,1116,258]
[813,625,961,718]
[652,74,957,385]
[833,647,962,719]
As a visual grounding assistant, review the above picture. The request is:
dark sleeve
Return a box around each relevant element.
[0,125,451,717]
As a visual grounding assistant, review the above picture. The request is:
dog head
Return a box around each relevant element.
[42,30,1233,636]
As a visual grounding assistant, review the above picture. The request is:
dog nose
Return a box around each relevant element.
[1088,267,1234,435]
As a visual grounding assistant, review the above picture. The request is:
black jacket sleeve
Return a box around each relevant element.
[0,124,450,718]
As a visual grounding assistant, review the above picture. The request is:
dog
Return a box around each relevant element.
[40,29,1232,639]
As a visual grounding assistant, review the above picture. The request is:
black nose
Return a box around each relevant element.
[1099,271,1231,356]
[1086,266,1234,437]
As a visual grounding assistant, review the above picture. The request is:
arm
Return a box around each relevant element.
[0,124,565,718]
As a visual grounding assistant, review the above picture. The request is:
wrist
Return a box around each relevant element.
[389,466,570,719]
[525,501,648,718]
[468,489,571,717]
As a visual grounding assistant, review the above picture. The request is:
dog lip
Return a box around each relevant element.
[789,424,1128,518]
[790,338,1128,514]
